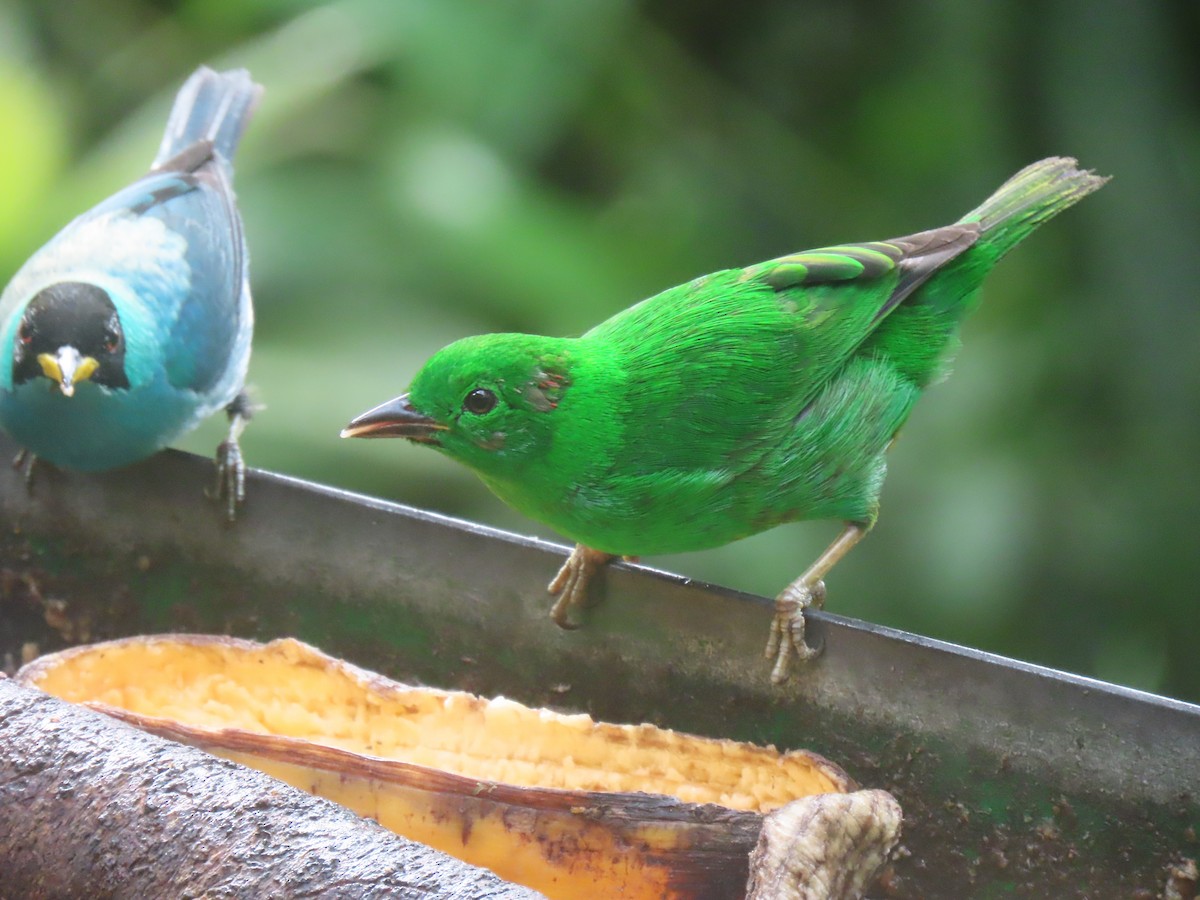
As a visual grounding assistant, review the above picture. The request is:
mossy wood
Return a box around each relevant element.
[1,434,1198,898]
[18,634,854,899]
[0,678,543,899]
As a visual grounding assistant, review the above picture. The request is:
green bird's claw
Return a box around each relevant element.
[766,579,827,684]
[548,544,615,629]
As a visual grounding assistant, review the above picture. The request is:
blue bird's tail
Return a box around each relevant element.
[153,66,263,169]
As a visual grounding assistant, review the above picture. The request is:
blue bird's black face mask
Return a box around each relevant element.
[12,282,131,394]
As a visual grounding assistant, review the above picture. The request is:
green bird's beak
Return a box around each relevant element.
[340,394,447,444]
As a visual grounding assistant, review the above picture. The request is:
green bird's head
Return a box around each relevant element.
[341,333,575,477]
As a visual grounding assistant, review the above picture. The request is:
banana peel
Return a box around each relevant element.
[19,635,864,899]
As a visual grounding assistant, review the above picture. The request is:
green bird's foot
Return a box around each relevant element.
[11,448,38,488]
[547,544,616,629]
[765,579,827,684]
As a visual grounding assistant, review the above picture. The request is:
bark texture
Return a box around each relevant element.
[0,677,544,899]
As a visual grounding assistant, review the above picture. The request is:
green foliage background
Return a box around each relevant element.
[2,1,1198,700]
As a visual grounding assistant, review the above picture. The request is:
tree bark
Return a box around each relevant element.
[0,677,544,899]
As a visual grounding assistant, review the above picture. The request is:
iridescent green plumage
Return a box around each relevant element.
[345,157,1107,682]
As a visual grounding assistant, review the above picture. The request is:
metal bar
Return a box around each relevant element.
[2,433,1196,896]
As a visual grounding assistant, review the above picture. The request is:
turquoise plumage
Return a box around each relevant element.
[0,67,261,517]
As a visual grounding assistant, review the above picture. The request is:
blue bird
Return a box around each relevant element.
[0,67,262,518]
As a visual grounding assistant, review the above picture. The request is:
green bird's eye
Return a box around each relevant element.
[463,388,497,415]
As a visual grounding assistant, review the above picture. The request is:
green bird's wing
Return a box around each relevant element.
[531,225,980,552]
[753,227,980,321]
[582,225,978,469]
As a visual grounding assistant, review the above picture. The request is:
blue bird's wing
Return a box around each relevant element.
[71,141,251,399]
[0,148,250,404]
[144,145,251,399]
[1,68,259,395]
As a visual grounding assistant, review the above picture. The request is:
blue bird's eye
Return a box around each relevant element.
[463,388,497,415]
[102,315,121,353]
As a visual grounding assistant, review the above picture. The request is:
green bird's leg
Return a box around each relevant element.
[766,523,869,684]
[547,544,620,629]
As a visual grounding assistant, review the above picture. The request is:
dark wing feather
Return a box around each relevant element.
[105,143,247,394]
[744,224,979,319]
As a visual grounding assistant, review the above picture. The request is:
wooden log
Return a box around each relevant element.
[0,677,543,899]
[17,634,857,899]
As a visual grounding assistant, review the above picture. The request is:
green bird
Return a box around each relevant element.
[343,157,1106,683]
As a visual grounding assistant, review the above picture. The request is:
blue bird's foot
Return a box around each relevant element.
[765,579,827,684]
[547,544,616,629]
[208,393,254,521]
[11,448,38,488]
[213,437,245,521]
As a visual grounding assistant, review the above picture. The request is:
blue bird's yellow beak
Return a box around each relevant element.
[37,346,99,397]
[340,394,447,445]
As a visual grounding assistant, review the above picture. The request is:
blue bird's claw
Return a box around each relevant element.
[11,448,38,488]
[207,393,253,521]
[212,438,245,522]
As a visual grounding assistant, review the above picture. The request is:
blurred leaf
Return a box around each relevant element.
[0,65,70,267]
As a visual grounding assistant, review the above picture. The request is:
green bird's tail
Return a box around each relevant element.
[959,156,1109,262]
[864,157,1107,388]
